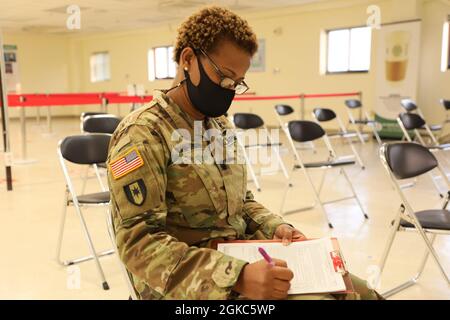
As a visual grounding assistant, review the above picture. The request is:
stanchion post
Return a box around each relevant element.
[19,96,27,160]
[46,106,52,134]
[101,96,108,113]
[300,93,305,120]
[36,107,41,126]
[0,31,13,190]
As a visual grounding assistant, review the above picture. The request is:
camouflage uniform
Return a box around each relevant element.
[107,90,382,300]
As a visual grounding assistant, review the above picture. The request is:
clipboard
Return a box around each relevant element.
[214,237,355,295]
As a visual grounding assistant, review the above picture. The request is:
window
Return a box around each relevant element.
[90,52,110,82]
[148,46,176,81]
[441,20,449,72]
[326,26,372,73]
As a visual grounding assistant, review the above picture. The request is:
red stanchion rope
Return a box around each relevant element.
[4,91,360,107]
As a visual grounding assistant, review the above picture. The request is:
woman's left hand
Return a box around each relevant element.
[273,224,307,245]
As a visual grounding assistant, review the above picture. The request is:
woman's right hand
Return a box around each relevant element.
[233,259,294,300]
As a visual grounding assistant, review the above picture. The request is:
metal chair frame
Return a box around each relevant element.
[378,142,450,298]
[280,121,369,228]
[56,134,114,290]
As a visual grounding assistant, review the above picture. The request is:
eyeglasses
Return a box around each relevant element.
[199,49,250,95]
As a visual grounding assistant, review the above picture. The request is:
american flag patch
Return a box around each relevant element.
[109,147,144,180]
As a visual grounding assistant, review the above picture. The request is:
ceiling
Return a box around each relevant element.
[0,0,327,34]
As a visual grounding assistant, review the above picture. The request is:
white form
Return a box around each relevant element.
[217,238,346,295]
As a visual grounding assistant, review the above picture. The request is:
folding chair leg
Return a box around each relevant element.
[348,140,365,169]
[379,206,403,298]
[355,126,366,144]
[309,141,317,154]
[93,164,107,192]
[280,168,317,216]
[371,126,382,145]
[415,234,436,279]
[316,168,327,196]
[56,189,69,265]
[414,221,450,285]
[348,113,366,144]
[273,147,290,182]
[73,203,110,290]
[246,162,261,192]
[337,116,365,169]
[341,168,369,219]
[427,172,444,198]
[81,166,89,194]
[265,128,290,183]
[238,138,261,192]
[302,168,333,228]
[364,111,382,145]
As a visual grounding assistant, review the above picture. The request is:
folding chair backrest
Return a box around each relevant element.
[83,115,121,134]
[81,112,107,120]
[288,121,325,142]
[399,112,426,130]
[60,134,111,165]
[384,143,438,180]
[401,99,418,112]
[233,113,264,129]
[275,104,294,116]
[441,99,450,111]
[313,108,336,122]
[345,99,362,109]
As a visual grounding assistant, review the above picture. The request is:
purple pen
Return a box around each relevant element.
[258,247,275,267]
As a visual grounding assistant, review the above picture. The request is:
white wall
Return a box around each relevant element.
[417,0,450,126]
[2,33,71,118]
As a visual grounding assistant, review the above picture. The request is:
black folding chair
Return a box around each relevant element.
[80,112,107,129]
[56,134,113,290]
[274,104,316,152]
[280,121,369,228]
[232,112,289,192]
[313,108,365,169]
[400,99,442,139]
[82,114,121,134]
[345,99,382,145]
[80,115,121,193]
[378,142,450,298]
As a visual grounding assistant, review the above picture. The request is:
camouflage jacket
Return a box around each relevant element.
[107,90,287,300]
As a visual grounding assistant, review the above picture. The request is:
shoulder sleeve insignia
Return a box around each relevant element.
[123,179,147,206]
[109,147,144,180]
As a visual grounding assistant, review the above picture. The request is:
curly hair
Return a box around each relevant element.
[174,6,258,63]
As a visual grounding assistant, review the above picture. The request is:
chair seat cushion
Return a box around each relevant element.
[69,191,110,204]
[400,209,450,230]
[295,159,355,169]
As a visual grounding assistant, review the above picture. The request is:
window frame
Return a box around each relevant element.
[447,21,450,70]
[89,51,110,83]
[148,45,176,81]
[325,25,372,75]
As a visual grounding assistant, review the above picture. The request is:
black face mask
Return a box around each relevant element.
[183,55,235,118]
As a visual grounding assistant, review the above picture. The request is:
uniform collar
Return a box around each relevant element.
[153,89,199,129]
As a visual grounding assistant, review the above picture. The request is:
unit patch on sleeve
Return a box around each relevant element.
[123,179,147,206]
